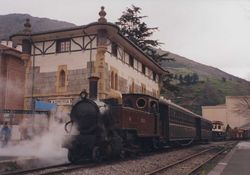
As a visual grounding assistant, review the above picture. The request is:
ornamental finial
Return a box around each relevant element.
[23,18,32,34]
[98,6,107,23]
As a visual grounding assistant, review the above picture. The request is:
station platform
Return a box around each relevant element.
[208,141,250,175]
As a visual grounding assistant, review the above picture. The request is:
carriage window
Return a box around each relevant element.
[150,101,158,113]
[124,99,133,107]
[136,98,146,108]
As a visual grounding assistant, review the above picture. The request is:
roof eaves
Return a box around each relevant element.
[117,32,168,74]
[10,22,119,40]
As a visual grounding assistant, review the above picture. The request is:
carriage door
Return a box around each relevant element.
[196,118,201,140]
[159,103,169,139]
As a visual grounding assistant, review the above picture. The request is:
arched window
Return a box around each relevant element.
[111,71,114,89]
[59,70,66,87]
[115,73,118,90]
[130,81,135,93]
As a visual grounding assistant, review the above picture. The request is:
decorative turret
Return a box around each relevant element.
[22,18,32,56]
[23,18,32,35]
[21,18,32,67]
[98,6,107,23]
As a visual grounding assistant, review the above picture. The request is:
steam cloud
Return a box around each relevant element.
[0,115,68,165]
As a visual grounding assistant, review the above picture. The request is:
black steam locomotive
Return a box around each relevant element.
[63,79,212,163]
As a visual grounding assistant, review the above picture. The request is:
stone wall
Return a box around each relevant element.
[0,55,24,110]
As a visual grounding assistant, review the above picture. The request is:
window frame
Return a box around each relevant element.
[111,42,118,57]
[56,39,71,53]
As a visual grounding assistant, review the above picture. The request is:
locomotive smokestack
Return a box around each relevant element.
[88,76,99,99]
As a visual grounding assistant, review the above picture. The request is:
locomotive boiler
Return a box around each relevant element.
[63,76,212,163]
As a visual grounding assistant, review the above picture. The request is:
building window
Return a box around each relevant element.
[111,42,118,57]
[59,70,66,87]
[141,83,146,93]
[111,71,118,90]
[56,39,70,53]
[148,69,153,79]
[129,55,134,67]
[129,81,135,93]
[115,73,118,90]
[142,64,146,75]
[138,62,142,72]
[111,71,114,89]
[153,72,156,81]
[154,73,159,82]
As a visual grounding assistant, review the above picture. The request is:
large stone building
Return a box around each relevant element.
[0,42,26,139]
[202,96,250,128]
[0,43,25,118]
[11,7,167,115]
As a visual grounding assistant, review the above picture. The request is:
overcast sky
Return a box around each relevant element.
[1,0,250,80]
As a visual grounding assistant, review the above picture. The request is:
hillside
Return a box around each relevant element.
[160,49,248,82]
[0,14,75,40]
[160,49,250,114]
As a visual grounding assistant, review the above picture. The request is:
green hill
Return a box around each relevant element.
[160,49,250,114]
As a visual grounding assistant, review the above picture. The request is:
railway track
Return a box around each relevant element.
[1,141,236,175]
[144,142,236,175]
[1,163,96,175]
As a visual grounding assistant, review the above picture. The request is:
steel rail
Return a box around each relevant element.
[33,164,97,175]
[185,141,238,175]
[1,163,72,175]
[144,147,219,175]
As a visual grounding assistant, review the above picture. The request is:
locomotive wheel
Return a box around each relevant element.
[68,149,82,163]
[119,149,126,159]
[152,138,160,150]
[92,146,102,162]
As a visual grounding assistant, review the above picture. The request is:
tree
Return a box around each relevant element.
[117,5,173,63]
[179,74,184,84]
[183,74,191,85]
[233,97,250,118]
[192,73,199,84]
[117,5,178,94]
[162,73,179,94]
[222,77,226,82]
[174,74,178,80]
[117,5,159,50]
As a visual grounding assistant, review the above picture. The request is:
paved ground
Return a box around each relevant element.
[208,141,250,175]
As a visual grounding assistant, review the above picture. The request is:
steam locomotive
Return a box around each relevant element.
[63,77,212,163]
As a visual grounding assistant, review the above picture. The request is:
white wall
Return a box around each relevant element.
[31,36,97,72]
[105,51,159,93]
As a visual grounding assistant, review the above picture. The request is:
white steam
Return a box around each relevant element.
[95,100,109,114]
[0,74,24,98]
[0,116,68,164]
